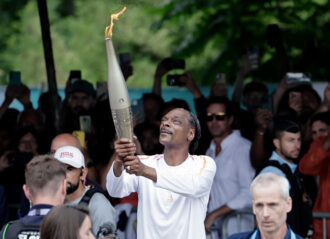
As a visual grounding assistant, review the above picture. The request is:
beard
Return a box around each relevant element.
[66,181,79,195]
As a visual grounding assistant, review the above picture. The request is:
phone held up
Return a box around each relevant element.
[165,58,186,86]
[285,72,311,85]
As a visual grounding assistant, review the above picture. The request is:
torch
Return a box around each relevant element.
[105,6,133,141]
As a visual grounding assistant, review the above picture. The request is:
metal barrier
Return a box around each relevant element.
[313,212,330,239]
[221,208,255,239]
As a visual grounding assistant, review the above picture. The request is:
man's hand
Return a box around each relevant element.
[4,85,18,103]
[124,155,145,176]
[204,212,217,234]
[180,71,202,98]
[113,138,136,177]
[255,108,272,133]
[17,84,32,107]
[0,151,12,172]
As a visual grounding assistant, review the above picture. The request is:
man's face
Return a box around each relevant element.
[244,91,267,114]
[274,132,301,161]
[206,103,232,138]
[159,109,194,148]
[65,164,82,195]
[311,120,329,140]
[68,92,94,114]
[252,183,291,235]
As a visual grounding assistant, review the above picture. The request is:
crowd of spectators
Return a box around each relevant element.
[0,38,330,238]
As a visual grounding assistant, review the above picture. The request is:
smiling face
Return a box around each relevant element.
[159,108,194,150]
[252,182,292,235]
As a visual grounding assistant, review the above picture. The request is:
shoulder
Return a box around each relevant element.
[138,154,160,166]
[190,155,217,171]
[227,231,254,239]
[259,165,287,178]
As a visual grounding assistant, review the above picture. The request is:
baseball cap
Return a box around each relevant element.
[69,79,96,97]
[54,146,85,168]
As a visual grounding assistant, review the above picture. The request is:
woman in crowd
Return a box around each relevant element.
[40,204,95,239]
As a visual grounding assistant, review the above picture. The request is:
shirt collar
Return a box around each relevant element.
[270,151,297,173]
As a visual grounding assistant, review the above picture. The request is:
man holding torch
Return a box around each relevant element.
[106,108,216,239]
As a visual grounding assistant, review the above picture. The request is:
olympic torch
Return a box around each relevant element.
[105,6,133,141]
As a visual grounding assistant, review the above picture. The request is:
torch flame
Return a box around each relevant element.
[105,6,127,38]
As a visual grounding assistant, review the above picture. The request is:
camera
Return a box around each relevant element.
[285,72,311,85]
[163,58,185,71]
[7,152,34,166]
[167,74,185,86]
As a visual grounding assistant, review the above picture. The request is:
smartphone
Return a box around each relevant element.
[9,71,21,86]
[163,58,185,71]
[72,131,85,148]
[286,72,311,85]
[166,74,185,86]
[79,115,91,133]
[119,53,131,66]
[247,46,259,70]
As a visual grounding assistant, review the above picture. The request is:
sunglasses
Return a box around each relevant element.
[206,112,226,121]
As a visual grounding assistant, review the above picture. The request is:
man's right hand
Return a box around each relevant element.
[113,138,136,176]
[255,108,272,133]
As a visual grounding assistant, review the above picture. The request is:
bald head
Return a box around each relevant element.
[51,133,82,153]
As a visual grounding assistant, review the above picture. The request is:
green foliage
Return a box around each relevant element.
[154,0,330,84]
[0,0,176,88]
[1,0,330,87]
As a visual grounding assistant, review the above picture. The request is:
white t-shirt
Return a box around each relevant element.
[107,154,216,239]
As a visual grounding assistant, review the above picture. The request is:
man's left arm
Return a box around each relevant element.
[89,193,117,239]
[124,155,216,198]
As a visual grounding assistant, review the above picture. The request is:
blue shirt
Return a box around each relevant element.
[259,151,297,178]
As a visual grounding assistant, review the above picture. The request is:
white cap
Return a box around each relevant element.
[54,146,85,168]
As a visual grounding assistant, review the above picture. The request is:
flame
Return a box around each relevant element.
[105,6,127,37]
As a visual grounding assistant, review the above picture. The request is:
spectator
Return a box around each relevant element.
[53,145,116,239]
[107,108,216,239]
[204,97,255,237]
[310,111,330,141]
[0,155,66,238]
[60,79,96,133]
[299,112,330,239]
[228,173,303,239]
[40,204,95,239]
[257,118,314,237]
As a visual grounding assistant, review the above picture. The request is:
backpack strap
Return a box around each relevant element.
[79,187,102,205]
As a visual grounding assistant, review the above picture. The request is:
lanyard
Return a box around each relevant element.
[27,208,51,216]
[250,229,296,239]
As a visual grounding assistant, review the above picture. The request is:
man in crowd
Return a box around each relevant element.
[257,119,314,237]
[0,155,66,238]
[204,97,255,237]
[60,79,96,133]
[228,172,303,239]
[299,111,330,239]
[107,108,216,239]
[53,145,116,239]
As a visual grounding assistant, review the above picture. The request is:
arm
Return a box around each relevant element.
[17,84,33,110]
[206,146,254,232]
[125,155,216,198]
[0,85,17,119]
[299,136,330,176]
[152,59,171,96]
[106,138,138,198]
[231,55,253,105]
[250,109,272,169]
